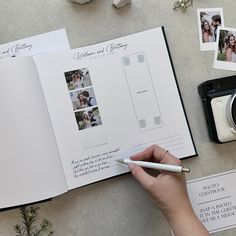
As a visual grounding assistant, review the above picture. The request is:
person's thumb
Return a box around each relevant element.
[129,164,155,191]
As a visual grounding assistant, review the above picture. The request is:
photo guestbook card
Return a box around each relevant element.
[187,170,236,233]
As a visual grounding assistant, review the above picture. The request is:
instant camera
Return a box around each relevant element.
[198,75,236,143]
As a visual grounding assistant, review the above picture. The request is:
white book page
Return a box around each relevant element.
[35,27,196,189]
[0,57,67,209]
[0,29,70,59]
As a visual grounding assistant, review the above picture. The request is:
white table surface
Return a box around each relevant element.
[0,0,236,235]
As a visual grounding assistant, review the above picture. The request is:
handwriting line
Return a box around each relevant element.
[197,196,232,205]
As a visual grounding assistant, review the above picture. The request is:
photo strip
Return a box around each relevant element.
[214,27,236,71]
[197,8,224,51]
[64,68,102,130]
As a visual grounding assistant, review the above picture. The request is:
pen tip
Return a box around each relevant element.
[182,167,190,173]
[116,159,124,164]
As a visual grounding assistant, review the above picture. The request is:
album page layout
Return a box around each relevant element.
[34,27,197,190]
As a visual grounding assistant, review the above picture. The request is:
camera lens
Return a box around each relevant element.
[232,95,236,125]
[227,93,236,128]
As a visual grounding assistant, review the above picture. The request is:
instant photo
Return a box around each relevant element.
[214,27,236,71]
[197,8,224,51]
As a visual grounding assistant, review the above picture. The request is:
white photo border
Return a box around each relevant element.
[197,8,224,51]
[214,26,236,71]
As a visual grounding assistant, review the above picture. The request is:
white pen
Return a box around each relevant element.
[116,159,190,173]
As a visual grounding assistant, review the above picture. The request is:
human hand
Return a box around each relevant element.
[129,145,192,219]
[129,145,209,236]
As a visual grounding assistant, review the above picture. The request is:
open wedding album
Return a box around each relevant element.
[0,27,197,209]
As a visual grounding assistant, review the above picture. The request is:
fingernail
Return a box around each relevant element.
[128,163,135,171]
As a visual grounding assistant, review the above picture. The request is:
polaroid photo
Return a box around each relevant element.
[214,26,236,71]
[197,8,224,51]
